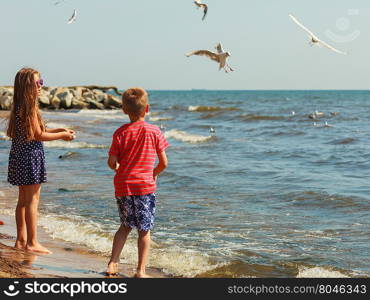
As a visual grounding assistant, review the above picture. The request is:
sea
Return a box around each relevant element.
[0,90,369,278]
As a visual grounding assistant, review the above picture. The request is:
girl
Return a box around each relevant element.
[7,68,75,254]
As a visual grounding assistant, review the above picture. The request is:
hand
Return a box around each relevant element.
[67,129,76,139]
[62,131,75,141]
[114,162,120,172]
[63,128,75,135]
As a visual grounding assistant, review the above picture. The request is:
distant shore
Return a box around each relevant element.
[0,86,122,110]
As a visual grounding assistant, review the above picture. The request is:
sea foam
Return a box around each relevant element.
[296,266,349,278]
[45,140,108,149]
[188,105,239,112]
[164,129,214,144]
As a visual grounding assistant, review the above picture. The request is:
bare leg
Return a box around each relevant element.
[15,186,27,249]
[106,225,132,275]
[135,230,151,278]
[23,184,51,254]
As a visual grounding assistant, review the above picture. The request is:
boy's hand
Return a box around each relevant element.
[108,155,119,171]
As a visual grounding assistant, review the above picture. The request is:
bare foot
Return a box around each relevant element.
[14,241,26,250]
[106,262,119,276]
[26,243,52,254]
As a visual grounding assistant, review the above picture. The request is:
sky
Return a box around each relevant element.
[1,0,370,90]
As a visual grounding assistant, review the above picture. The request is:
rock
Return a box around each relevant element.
[0,85,122,110]
[0,88,13,110]
[82,91,96,100]
[38,95,50,108]
[50,96,61,109]
[48,87,59,98]
[42,86,54,93]
[71,99,89,109]
[104,94,121,108]
[86,99,104,109]
[57,91,73,109]
[70,87,83,99]
[0,94,12,110]
[92,89,105,95]
[95,93,107,103]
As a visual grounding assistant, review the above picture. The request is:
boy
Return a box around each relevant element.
[106,87,169,278]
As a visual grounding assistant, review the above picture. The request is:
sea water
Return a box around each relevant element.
[0,90,369,277]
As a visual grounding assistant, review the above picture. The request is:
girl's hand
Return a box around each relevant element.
[62,131,75,141]
[63,128,75,135]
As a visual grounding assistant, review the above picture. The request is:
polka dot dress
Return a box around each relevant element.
[7,110,47,186]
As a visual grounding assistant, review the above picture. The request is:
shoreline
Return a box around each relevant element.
[0,189,169,279]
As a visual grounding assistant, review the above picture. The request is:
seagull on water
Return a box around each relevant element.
[289,13,347,55]
[324,121,333,128]
[194,0,208,21]
[67,9,77,24]
[186,42,234,73]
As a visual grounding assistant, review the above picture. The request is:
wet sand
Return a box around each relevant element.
[0,189,169,279]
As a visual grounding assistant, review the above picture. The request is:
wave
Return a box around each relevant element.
[238,114,286,122]
[296,266,349,278]
[0,208,219,277]
[45,140,108,149]
[75,110,121,115]
[188,106,240,112]
[329,138,356,145]
[149,116,174,122]
[164,129,215,144]
[286,191,369,210]
[74,110,127,120]
[45,122,70,129]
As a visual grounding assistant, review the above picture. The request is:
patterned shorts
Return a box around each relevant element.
[116,193,156,232]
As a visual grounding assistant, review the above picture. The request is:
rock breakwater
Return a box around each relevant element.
[0,85,122,110]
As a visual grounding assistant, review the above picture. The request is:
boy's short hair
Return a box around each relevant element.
[122,87,148,117]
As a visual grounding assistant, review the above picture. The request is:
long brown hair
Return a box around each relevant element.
[6,68,45,140]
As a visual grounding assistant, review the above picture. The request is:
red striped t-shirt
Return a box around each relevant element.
[109,121,169,197]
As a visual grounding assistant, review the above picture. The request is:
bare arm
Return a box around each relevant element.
[153,150,168,179]
[107,154,120,171]
[33,114,74,142]
[46,127,74,134]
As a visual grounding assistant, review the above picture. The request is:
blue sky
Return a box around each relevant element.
[1,0,369,89]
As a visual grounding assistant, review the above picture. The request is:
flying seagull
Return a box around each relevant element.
[194,0,208,21]
[67,9,77,24]
[186,43,234,73]
[289,13,347,55]
[54,0,65,5]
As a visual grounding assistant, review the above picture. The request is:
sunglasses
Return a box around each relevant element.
[35,79,44,87]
